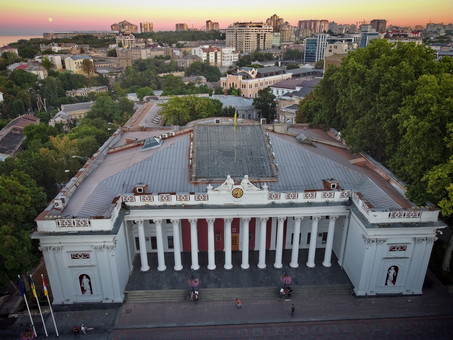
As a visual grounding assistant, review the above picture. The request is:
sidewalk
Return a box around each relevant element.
[2,284,452,339]
[114,286,453,330]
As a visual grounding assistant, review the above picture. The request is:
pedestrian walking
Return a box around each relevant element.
[81,324,87,334]
[291,304,295,317]
[235,298,243,308]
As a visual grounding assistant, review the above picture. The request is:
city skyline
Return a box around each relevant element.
[1,0,452,35]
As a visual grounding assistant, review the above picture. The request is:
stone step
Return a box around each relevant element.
[125,284,352,304]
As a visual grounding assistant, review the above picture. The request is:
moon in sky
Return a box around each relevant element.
[48,17,53,22]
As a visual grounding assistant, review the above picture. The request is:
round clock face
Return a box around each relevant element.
[232,187,244,198]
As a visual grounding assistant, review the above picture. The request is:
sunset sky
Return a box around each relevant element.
[1,0,452,35]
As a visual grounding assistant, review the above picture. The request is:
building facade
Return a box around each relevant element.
[176,23,189,31]
[140,22,154,33]
[33,121,445,304]
[370,19,387,33]
[226,22,274,53]
[111,20,138,33]
[220,67,292,98]
[304,34,354,63]
[206,20,219,31]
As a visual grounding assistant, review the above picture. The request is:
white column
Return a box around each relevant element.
[241,218,251,269]
[290,217,303,268]
[274,217,286,269]
[136,220,150,272]
[154,219,166,271]
[323,216,338,267]
[171,219,183,271]
[189,219,200,270]
[207,218,216,270]
[306,216,321,268]
[224,218,233,270]
[258,217,269,269]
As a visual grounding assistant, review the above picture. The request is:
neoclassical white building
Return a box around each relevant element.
[34,121,445,304]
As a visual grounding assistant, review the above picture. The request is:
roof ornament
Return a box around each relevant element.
[213,175,235,191]
[241,175,260,191]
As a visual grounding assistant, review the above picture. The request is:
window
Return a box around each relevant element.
[150,236,157,249]
[290,233,302,245]
[167,236,174,249]
[320,232,328,244]
[135,237,140,250]
[216,233,222,241]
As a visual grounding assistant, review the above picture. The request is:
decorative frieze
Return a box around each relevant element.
[389,245,407,252]
[122,195,136,202]
[321,191,335,199]
[70,253,91,259]
[340,191,351,198]
[39,246,63,253]
[303,191,317,199]
[285,192,298,200]
[158,194,172,202]
[362,235,387,245]
[94,240,118,251]
[56,218,90,228]
[389,211,421,219]
[140,195,153,202]
[176,194,190,201]
[194,193,208,201]
[268,192,281,200]
[415,236,437,244]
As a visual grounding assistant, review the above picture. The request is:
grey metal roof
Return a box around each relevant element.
[66,126,401,217]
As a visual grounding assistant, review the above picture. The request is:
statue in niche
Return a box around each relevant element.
[385,266,398,286]
[79,274,93,294]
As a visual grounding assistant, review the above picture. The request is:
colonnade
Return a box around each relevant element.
[134,215,340,272]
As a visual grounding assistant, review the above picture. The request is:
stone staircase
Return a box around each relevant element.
[125,284,352,304]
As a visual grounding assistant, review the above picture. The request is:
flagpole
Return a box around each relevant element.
[42,274,59,336]
[30,275,48,337]
[18,275,37,338]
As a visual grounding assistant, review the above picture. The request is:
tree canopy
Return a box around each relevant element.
[159,95,222,125]
[298,39,453,209]
[253,88,277,123]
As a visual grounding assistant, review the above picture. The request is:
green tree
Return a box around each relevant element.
[185,61,221,82]
[42,56,52,71]
[253,88,277,123]
[389,74,453,204]
[81,59,96,76]
[160,95,222,125]
[137,86,154,100]
[86,94,121,122]
[283,49,303,61]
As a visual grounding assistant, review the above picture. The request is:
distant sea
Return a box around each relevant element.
[0,35,42,46]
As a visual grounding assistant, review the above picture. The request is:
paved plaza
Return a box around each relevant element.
[2,250,453,339]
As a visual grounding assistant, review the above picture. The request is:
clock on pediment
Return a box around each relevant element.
[231,187,244,199]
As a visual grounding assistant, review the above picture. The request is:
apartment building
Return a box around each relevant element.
[140,22,154,33]
[111,20,138,33]
[304,34,354,63]
[206,20,219,31]
[220,66,291,98]
[359,25,380,48]
[116,33,136,48]
[370,19,387,33]
[64,55,94,75]
[297,20,329,38]
[176,23,189,31]
[191,46,239,67]
[226,22,273,53]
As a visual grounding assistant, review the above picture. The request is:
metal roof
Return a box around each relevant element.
[60,124,404,218]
